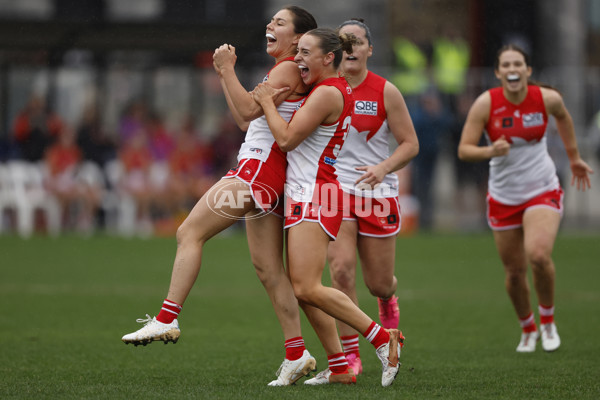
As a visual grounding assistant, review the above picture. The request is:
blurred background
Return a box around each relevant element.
[0,0,598,238]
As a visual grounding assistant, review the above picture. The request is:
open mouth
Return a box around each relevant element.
[346,55,357,61]
[266,33,276,44]
[507,74,520,83]
[298,65,309,79]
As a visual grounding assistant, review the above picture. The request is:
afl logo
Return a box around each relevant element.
[206,180,279,220]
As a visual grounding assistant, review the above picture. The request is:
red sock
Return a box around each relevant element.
[519,312,537,333]
[363,321,390,349]
[328,352,349,374]
[284,337,306,361]
[538,304,555,325]
[340,334,360,358]
[156,299,182,324]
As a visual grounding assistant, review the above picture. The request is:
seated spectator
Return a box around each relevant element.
[117,131,155,235]
[166,122,216,212]
[13,95,63,161]
[44,125,102,234]
[77,104,117,167]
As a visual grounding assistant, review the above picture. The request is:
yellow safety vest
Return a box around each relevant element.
[392,37,429,96]
[432,37,470,94]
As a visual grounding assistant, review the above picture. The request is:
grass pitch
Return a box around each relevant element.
[0,231,599,399]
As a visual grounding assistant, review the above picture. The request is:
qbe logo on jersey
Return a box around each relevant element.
[354,100,378,116]
[522,112,544,128]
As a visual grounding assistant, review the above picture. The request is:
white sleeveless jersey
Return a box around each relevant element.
[285,77,354,204]
[487,136,559,205]
[335,71,399,198]
[485,86,559,205]
[237,98,304,163]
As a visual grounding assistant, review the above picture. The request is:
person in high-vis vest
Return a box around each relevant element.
[391,36,430,110]
[432,27,470,113]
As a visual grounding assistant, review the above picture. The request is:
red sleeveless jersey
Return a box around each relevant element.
[486,85,548,144]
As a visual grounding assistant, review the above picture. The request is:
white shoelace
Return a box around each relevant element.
[135,314,154,324]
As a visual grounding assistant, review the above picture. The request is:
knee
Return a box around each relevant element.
[526,247,551,269]
[366,276,396,299]
[329,259,355,292]
[504,266,526,287]
[175,218,204,248]
[291,281,318,305]
[253,261,283,289]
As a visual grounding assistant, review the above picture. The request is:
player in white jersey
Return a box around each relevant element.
[316,19,419,378]
[253,28,404,387]
[122,7,320,386]
[458,44,592,353]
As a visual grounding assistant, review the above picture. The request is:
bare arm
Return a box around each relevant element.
[543,87,593,190]
[457,91,510,162]
[252,83,342,151]
[213,44,301,122]
[355,82,419,186]
[214,61,249,131]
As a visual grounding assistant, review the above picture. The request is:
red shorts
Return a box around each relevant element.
[223,158,285,217]
[487,188,564,230]
[284,200,343,239]
[342,193,401,237]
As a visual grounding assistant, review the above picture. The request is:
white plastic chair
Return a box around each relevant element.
[2,161,61,237]
[103,159,137,236]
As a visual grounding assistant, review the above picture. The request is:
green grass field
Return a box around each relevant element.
[1,231,599,399]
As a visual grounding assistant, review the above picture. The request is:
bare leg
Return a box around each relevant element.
[358,235,398,300]
[522,208,561,307]
[288,222,373,335]
[493,228,531,319]
[327,220,360,337]
[166,179,255,304]
[246,212,302,340]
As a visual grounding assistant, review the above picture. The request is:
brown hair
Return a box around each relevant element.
[305,28,358,69]
[337,18,372,45]
[495,44,560,93]
[283,5,317,34]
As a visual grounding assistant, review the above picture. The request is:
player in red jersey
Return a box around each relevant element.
[458,44,593,353]
[253,28,403,387]
[122,6,320,386]
[318,19,419,378]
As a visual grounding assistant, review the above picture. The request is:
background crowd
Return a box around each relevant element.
[0,0,598,237]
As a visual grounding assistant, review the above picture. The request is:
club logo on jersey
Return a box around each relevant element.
[324,156,337,166]
[502,117,513,128]
[354,100,378,116]
[522,112,544,128]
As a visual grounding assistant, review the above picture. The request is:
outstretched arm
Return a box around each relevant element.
[543,88,593,190]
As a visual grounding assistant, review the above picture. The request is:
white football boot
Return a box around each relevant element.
[304,368,356,385]
[516,330,539,353]
[267,350,316,386]
[122,314,180,346]
[376,329,403,387]
[540,323,561,352]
